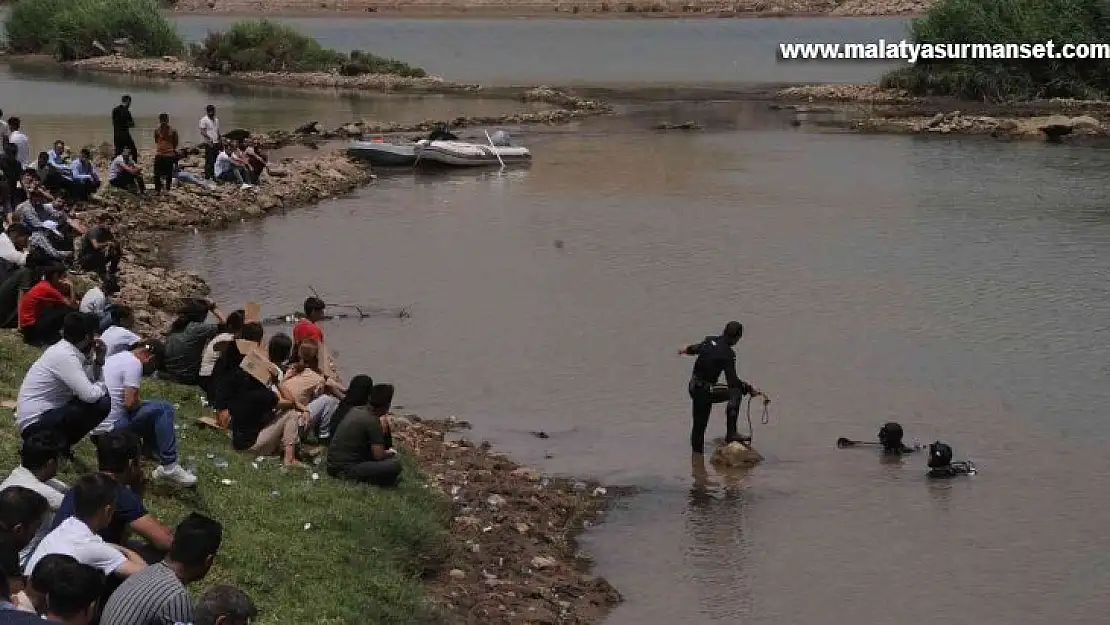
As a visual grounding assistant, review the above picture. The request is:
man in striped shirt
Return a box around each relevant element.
[99,514,222,625]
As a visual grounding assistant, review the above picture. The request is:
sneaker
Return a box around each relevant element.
[153,463,197,487]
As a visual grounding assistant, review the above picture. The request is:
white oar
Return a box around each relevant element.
[484,130,506,170]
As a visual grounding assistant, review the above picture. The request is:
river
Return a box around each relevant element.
[6,14,1110,625]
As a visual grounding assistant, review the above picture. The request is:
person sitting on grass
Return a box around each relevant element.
[99,306,140,358]
[326,383,402,487]
[206,322,267,429]
[324,374,371,440]
[26,473,146,581]
[51,433,174,562]
[0,487,50,563]
[292,297,326,349]
[160,298,226,386]
[99,513,222,625]
[36,557,105,625]
[78,272,120,331]
[213,141,250,188]
[108,148,144,196]
[0,432,69,567]
[94,341,197,488]
[279,340,344,445]
[68,149,101,202]
[20,553,77,615]
[17,264,77,346]
[197,309,244,404]
[75,226,121,279]
[0,222,30,271]
[192,585,257,625]
[15,313,109,453]
[225,327,306,467]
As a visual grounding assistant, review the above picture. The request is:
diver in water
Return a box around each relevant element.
[427,122,458,141]
[878,422,918,455]
[678,321,767,455]
[926,441,977,478]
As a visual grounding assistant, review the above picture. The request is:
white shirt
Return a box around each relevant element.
[9,130,28,166]
[108,155,128,180]
[26,517,126,576]
[95,351,143,435]
[213,151,233,178]
[0,232,26,266]
[0,466,67,569]
[199,332,234,378]
[16,340,107,431]
[79,287,107,315]
[199,115,219,144]
[101,326,140,358]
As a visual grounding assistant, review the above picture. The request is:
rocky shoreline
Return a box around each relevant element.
[395,418,622,623]
[164,0,929,17]
[776,84,1110,141]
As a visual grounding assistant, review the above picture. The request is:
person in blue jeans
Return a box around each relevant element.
[95,340,197,487]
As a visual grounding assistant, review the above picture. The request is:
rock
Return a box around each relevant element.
[531,556,558,570]
[710,441,764,468]
[510,467,541,482]
[448,569,466,580]
[652,121,702,131]
[486,494,507,507]
[777,84,917,104]
[515,523,530,534]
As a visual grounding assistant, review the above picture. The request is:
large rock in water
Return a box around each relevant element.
[710,441,764,468]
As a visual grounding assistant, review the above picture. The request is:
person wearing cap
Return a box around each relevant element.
[17,264,76,346]
[95,342,198,487]
[16,312,110,452]
[112,95,137,160]
[108,146,144,196]
[678,321,767,454]
[293,297,326,347]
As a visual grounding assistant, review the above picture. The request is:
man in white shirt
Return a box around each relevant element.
[16,312,110,453]
[213,142,248,188]
[99,306,140,358]
[0,431,69,568]
[199,105,220,180]
[25,472,146,579]
[107,147,144,196]
[0,223,29,268]
[7,117,28,167]
[97,343,197,487]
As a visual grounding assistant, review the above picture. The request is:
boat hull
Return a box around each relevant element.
[414,140,532,167]
[347,141,417,167]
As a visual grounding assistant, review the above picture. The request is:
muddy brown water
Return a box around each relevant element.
[166,103,1110,624]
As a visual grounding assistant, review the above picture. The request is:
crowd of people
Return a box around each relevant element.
[0,98,403,624]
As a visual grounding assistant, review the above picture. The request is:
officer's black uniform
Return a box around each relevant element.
[681,322,756,454]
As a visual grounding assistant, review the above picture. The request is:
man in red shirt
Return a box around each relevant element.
[292,297,325,347]
[18,264,76,346]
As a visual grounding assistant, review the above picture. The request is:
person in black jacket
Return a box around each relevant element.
[678,321,767,454]
[111,95,138,160]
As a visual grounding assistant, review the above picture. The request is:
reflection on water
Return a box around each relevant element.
[171,107,1110,624]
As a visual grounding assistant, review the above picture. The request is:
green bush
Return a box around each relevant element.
[4,0,183,60]
[880,0,1110,101]
[191,19,427,78]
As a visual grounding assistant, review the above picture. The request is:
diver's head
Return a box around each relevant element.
[722,321,743,346]
[927,441,953,468]
[878,422,904,451]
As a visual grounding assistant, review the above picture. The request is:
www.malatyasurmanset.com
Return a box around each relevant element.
[779,40,1110,63]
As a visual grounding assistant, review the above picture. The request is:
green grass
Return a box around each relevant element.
[880,0,1110,101]
[190,19,427,78]
[3,0,183,60]
[0,331,453,625]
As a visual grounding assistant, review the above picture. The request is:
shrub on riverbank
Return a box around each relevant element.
[880,0,1110,101]
[0,331,452,624]
[190,19,427,78]
[3,0,183,60]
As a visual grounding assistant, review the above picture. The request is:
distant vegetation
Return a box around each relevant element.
[880,0,1110,101]
[4,0,183,60]
[190,19,427,77]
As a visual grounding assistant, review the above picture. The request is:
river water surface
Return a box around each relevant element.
[4,15,1108,625]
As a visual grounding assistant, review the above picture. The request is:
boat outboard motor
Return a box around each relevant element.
[878,422,905,453]
[490,130,511,146]
[926,441,977,478]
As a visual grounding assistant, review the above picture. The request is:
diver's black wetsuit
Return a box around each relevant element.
[927,462,974,478]
[682,335,755,454]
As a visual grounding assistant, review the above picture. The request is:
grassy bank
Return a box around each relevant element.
[880,0,1110,101]
[191,19,426,77]
[0,331,453,625]
[3,0,182,60]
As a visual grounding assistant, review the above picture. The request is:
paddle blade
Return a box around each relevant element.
[836,437,855,448]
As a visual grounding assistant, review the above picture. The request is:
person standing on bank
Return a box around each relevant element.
[678,321,768,454]
[152,114,178,194]
[198,106,220,181]
[111,96,137,161]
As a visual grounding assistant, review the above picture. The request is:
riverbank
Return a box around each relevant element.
[776,84,1110,141]
[164,0,927,17]
[0,331,620,623]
